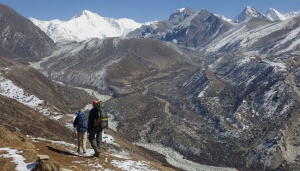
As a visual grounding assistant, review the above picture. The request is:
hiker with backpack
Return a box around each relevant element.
[88,100,108,157]
[73,110,88,154]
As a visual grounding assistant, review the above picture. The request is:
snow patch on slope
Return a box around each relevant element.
[0,148,37,171]
[205,18,300,55]
[0,76,66,120]
[0,77,43,107]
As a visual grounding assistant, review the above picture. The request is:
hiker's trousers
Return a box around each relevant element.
[88,127,102,152]
[77,131,87,153]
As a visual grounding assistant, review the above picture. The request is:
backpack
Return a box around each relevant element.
[100,108,108,129]
[93,102,108,129]
[77,111,88,132]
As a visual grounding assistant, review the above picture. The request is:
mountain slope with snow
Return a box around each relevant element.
[266,8,286,21]
[29,10,144,43]
[203,16,300,56]
[284,11,300,19]
[234,6,267,23]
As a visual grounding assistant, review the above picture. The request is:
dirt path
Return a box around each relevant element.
[31,129,176,171]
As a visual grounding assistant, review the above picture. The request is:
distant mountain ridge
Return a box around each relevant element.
[29,6,300,43]
[29,10,146,43]
[30,6,300,44]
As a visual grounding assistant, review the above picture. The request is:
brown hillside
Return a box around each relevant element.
[0,56,94,113]
[0,57,179,171]
[0,3,56,64]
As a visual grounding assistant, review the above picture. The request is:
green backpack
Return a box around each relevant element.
[93,102,108,129]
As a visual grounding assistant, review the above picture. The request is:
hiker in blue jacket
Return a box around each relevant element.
[88,100,103,157]
[73,110,88,154]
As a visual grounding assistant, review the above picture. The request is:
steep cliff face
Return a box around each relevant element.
[0,3,56,64]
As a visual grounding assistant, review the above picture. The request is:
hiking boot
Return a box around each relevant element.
[93,149,100,157]
[93,153,99,157]
[93,152,100,157]
[83,150,86,153]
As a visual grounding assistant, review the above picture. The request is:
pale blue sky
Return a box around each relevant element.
[1,0,300,22]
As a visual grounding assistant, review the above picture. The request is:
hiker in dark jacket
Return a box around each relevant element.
[73,110,88,154]
[88,100,103,157]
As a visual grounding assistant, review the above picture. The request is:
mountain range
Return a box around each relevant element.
[29,10,148,43]
[2,2,300,171]
[29,6,300,43]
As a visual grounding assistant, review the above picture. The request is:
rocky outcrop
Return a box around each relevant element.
[32,159,60,171]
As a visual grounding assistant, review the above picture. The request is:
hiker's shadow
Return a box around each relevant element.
[47,146,93,158]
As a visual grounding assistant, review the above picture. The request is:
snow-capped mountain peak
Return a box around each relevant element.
[30,10,145,43]
[76,9,101,21]
[234,6,267,23]
[265,8,286,21]
[82,9,93,15]
[168,7,195,25]
[243,6,261,17]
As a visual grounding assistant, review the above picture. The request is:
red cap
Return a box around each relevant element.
[92,100,98,106]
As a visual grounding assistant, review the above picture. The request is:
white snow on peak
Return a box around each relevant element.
[284,11,300,19]
[29,10,145,43]
[215,14,233,23]
[212,6,300,23]
[245,6,261,17]
[266,8,286,21]
[234,6,264,23]
[179,8,186,13]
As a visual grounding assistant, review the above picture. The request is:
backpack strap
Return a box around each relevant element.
[93,111,101,127]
